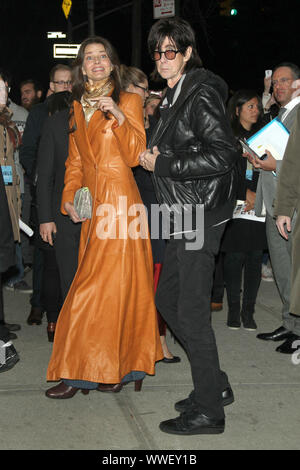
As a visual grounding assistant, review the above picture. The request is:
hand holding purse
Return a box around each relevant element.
[73,187,92,219]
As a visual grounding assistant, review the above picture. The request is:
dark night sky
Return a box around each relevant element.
[1,0,300,104]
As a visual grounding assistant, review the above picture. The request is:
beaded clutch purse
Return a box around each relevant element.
[73,187,92,219]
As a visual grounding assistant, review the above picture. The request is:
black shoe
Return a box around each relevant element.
[276,335,300,354]
[242,318,257,331]
[241,308,257,331]
[257,326,293,342]
[0,342,20,373]
[161,356,181,364]
[175,386,234,413]
[227,319,241,330]
[227,302,241,330]
[159,410,225,435]
[24,263,33,274]
[9,332,17,340]
[222,386,235,406]
[27,307,44,325]
[0,322,21,332]
[5,280,33,294]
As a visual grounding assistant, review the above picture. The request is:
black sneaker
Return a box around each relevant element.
[24,263,33,274]
[0,322,21,332]
[242,313,257,331]
[175,386,234,413]
[243,319,257,331]
[227,319,241,330]
[5,280,33,294]
[0,342,20,373]
[160,410,225,435]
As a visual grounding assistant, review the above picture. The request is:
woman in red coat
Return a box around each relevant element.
[45,37,163,398]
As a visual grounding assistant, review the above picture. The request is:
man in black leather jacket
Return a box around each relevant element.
[140,17,239,435]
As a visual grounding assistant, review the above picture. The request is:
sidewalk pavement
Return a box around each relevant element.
[1,272,300,451]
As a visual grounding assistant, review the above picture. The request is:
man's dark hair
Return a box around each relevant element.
[0,68,12,87]
[20,79,43,94]
[148,16,202,80]
[49,64,72,82]
[273,62,300,79]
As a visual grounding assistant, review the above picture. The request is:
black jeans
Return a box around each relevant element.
[0,273,4,324]
[211,252,225,303]
[41,249,63,323]
[30,246,44,309]
[223,250,262,311]
[0,274,10,341]
[156,224,229,420]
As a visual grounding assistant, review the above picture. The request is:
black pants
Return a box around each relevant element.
[0,274,9,341]
[30,246,44,309]
[41,249,63,323]
[211,252,225,303]
[156,224,229,420]
[223,250,262,311]
[54,217,81,301]
[0,273,4,324]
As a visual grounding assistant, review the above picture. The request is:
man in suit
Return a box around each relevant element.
[0,168,19,371]
[275,107,300,325]
[253,63,300,354]
[19,64,72,326]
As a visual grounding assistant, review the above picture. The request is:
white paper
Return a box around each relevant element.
[247,118,290,160]
[233,201,266,223]
[19,219,34,237]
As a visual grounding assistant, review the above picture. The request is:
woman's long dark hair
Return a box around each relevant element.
[227,89,263,137]
[71,36,122,104]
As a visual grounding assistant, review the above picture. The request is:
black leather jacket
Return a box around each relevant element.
[149,68,239,229]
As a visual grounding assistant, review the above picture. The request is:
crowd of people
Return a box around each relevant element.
[1,16,300,436]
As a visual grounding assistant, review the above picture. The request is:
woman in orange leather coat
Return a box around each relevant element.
[45,37,163,399]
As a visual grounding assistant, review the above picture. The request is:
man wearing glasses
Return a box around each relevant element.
[19,64,71,327]
[139,17,239,435]
[253,63,300,354]
[48,64,72,95]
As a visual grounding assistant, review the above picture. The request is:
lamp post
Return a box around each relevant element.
[88,0,95,36]
[131,0,141,67]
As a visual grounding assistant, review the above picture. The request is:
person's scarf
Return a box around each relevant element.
[81,78,114,123]
[0,107,21,150]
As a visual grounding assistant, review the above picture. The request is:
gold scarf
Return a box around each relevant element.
[81,78,114,123]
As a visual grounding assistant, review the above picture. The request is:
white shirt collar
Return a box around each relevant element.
[285,95,300,110]
[281,96,300,120]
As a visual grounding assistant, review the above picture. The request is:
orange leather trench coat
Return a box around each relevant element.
[47,92,163,383]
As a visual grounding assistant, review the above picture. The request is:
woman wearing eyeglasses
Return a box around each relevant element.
[45,37,163,399]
